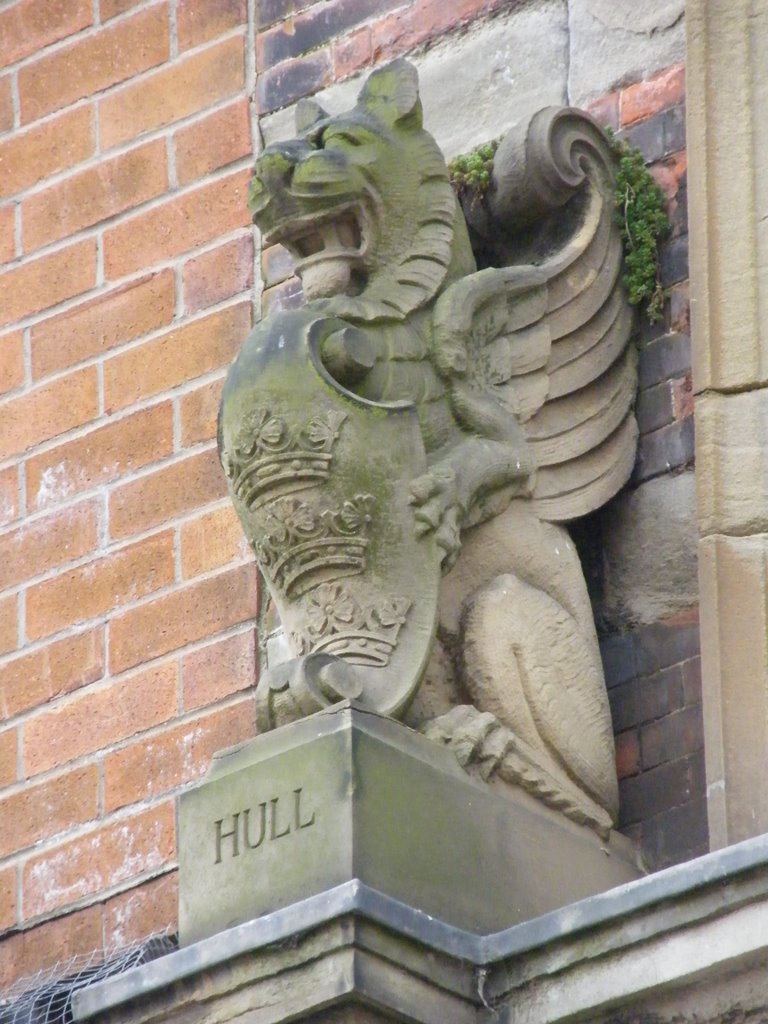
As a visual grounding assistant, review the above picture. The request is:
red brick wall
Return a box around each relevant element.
[0,0,258,989]
[0,0,697,990]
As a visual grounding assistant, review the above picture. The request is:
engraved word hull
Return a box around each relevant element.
[218,308,441,720]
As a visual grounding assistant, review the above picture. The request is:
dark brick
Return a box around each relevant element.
[259,0,403,66]
[619,756,695,826]
[615,729,640,779]
[633,415,695,482]
[662,105,686,155]
[258,0,293,25]
[639,796,709,870]
[670,182,688,237]
[603,614,700,686]
[635,613,700,673]
[636,380,674,435]
[600,631,640,689]
[688,747,706,796]
[257,49,331,114]
[638,332,690,388]
[681,656,702,705]
[621,821,643,848]
[609,663,685,732]
[620,115,664,164]
[262,275,303,314]
[257,0,321,28]
[261,244,295,287]
[640,704,704,770]
[660,233,689,287]
[638,311,669,347]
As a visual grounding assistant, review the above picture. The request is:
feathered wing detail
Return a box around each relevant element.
[432,265,551,425]
[433,106,638,524]
[520,122,639,522]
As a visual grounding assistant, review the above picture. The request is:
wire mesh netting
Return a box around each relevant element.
[0,932,176,1024]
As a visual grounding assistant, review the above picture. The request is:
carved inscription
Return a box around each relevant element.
[214,786,316,864]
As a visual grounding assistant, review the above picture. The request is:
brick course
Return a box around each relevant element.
[31,270,177,379]
[0,239,97,328]
[0,1,260,984]
[603,610,706,869]
[17,4,170,124]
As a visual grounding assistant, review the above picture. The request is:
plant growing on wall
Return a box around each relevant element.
[447,139,499,203]
[609,134,670,323]
[448,133,670,323]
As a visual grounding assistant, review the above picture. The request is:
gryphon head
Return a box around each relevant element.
[249,59,467,319]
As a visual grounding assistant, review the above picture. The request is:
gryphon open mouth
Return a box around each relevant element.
[270,205,370,298]
[285,210,363,259]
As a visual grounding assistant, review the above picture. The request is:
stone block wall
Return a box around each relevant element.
[0,0,699,991]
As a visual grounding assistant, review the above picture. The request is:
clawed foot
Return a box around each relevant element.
[421,705,508,780]
[409,466,463,570]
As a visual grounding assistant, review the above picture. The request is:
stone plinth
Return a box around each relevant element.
[178,703,639,945]
[73,835,768,1024]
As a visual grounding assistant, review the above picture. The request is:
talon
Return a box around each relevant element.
[409,474,438,505]
[433,507,461,569]
[409,465,463,565]
[414,504,441,529]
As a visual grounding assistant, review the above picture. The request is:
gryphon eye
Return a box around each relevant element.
[324,130,362,148]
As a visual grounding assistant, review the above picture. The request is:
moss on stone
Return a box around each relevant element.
[448,139,500,202]
[607,131,670,324]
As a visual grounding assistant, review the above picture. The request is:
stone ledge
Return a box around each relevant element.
[73,833,768,1024]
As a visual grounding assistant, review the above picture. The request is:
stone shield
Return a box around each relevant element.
[219,308,441,719]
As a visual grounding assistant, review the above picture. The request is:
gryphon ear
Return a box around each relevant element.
[295,98,329,133]
[357,58,422,128]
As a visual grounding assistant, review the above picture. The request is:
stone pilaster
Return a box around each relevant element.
[687,0,768,846]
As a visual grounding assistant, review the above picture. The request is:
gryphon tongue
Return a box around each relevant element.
[297,220,359,299]
[300,255,353,299]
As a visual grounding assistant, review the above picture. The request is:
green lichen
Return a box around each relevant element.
[607,131,670,323]
[448,139,500,202]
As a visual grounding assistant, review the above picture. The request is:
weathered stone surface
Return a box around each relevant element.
[178,705,640,946]
[688,0,768,392]
[687,0,768,855]
[568,0,685,106]
[579,0,685,34]
[76,914,478,1024]
[598,471,697,630]
[487,840,768,1023]
[261,4,569,158]
[74,833,768,1024]
[697,390,768,537]
[699,534,768,849]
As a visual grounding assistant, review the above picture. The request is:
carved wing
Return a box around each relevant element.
[433,107,638,523]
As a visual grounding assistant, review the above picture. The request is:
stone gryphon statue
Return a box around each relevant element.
[218,60,638,838]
